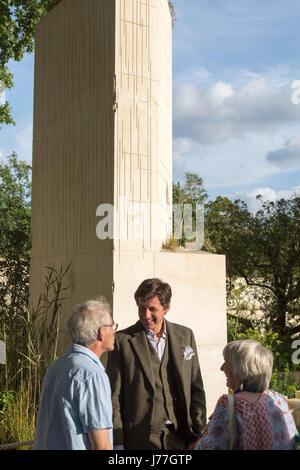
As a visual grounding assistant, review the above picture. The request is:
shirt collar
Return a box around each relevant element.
[69,343,104,368]
[145,320,168,340]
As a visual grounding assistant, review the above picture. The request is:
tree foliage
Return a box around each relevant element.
[0,0,61,126]
[0,0,176,126]
[172,172,208,246]
[168,1,177,27]
[173,172,208,208]
[171,172,300,350]
[205,194,300,342]
[0,153,31,319]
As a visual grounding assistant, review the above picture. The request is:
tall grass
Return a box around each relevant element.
[0,264,70,448]
[0,382,36,448]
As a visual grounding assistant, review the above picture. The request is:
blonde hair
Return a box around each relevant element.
[223,339,273,392]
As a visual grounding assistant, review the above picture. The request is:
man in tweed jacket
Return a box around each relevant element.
[106,278,206,450]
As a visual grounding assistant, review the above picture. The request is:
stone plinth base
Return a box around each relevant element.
[113,249,227,417]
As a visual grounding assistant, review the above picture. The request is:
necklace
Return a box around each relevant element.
[234,387,257,394]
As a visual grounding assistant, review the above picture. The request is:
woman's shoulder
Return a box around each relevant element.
[216,394,231,408]
[266,389,289,409]
[267,389,286,398]
[214,391,286,410]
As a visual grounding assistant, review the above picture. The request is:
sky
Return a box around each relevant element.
[1,0,300,211]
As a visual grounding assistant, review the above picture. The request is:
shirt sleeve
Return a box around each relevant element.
[77,372,113,434]
[268,390,298,442]
[197,395,230,450]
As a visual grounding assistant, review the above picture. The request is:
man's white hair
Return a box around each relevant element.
[223,339,274,392]
[67,297,111,346]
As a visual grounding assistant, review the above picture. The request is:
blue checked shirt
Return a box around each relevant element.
[33,344,113,450]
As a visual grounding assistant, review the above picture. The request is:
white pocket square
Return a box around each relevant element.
[183,345,195,360]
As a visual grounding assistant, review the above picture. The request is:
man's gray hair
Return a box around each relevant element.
[223,339,273,392]
[67,297,111,346]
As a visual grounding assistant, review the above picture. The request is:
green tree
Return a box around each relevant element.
[0,153,32,390]
[234,328,298,397]
[172,172,208,246]
[0,0,176,127]
[0,0,61,126]
[168,1,177,27]
[0,153,31,319]
[205,195,300,347]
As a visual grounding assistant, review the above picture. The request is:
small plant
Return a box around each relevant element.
[168,1,177,27]
[236,327,283,368]
[0,263,70,448]
[0,383,36,449]
[227,315,254,342]
[31,263,71,369]
[0,389,14,417]
[270,367,298,399]
[162,237,181,251]
[229,326,299,398]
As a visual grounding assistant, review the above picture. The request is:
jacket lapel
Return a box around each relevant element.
[129,322,155,392]
[166,321,187,398]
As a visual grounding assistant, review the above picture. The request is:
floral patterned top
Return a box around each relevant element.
[197,390,297,450]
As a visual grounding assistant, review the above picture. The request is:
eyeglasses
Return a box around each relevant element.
[103,322,118,331]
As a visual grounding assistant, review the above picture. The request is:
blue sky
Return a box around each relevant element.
[172,0,300,209]
[1,0,300,210]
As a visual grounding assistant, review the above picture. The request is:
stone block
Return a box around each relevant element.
[113,249,227,416]
[288,398,300,410]
[291,406,300,427]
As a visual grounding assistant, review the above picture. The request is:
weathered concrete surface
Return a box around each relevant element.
[30,0,227,417]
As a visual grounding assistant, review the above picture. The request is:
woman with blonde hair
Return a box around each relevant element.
[197,339,297,450]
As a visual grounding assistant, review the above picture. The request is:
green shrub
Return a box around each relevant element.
[237,328,282,357]
[0,384,36,448]
[0,264,70,448]
[0,389,14,417]
[270,367,298,399]
[229,326,299,398]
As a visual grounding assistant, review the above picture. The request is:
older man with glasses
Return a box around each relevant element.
[33,297,118,450]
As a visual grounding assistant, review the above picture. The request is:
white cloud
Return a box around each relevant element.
[173,75,300,145]
[173,137,207,181]
[210,81,234,106]
[266,138,300,169]
[173,66,212,88]
[229,186,300,212]
[0,149,10,165]
[173,138,193,175]
[172,132,284,191]
[0,120,33,164]
[172,70,300,189]
[15,122,33,163]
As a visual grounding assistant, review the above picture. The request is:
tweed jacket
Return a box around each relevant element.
[106,319,206,450]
